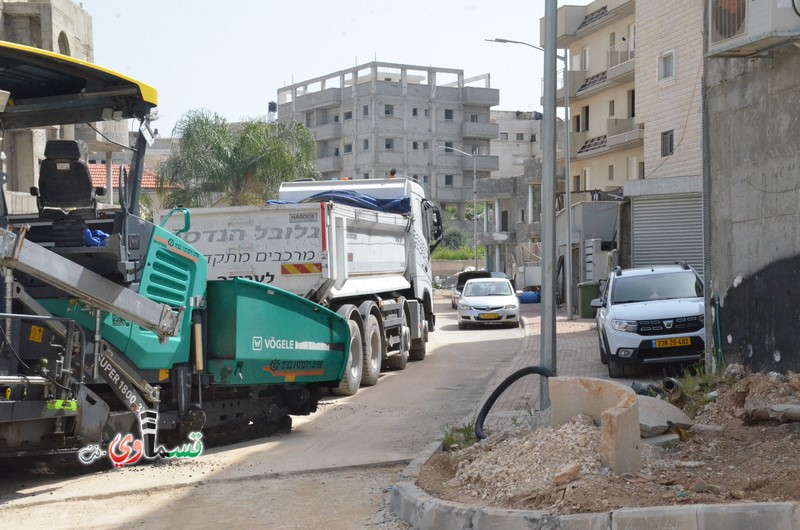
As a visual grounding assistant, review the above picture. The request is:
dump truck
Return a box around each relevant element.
[157,177,444,395]
[0,41,350,459]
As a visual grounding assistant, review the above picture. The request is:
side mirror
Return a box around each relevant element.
[516,290,523,297]
[590,298,604,309]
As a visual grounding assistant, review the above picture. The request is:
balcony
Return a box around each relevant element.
[462,121,499,139]
[606,119,643,150]
[462,86,500,107]
[515,221,540,242]
[316,156,342,172]
[463,154,499,172]
[314,122,341,141]
[294,87,342,112]
[547,0,635,48]
[607,42,635,83]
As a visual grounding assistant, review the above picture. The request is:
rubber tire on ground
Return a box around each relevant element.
[386,309,409,371]
[333,315,363,396]
[360,314,382,386]
[409,319,427,362]
[458,321,467,330]
[607,356,626,378]
[599,334,609,365]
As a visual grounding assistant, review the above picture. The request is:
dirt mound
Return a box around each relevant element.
[417,367,800,515]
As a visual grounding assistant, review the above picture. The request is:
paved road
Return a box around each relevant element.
[0,293,531,529]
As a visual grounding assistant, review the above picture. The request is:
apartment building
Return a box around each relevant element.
[545,0,704,280]
[276,62,500,225]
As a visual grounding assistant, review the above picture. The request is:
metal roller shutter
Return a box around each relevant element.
[631,193,704,279]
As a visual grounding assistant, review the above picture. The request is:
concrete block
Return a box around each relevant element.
[642,432,681,448]
[471,508,556,530]
[560,512,612,529]
[550,376,641,475]
[638,395,692,437]
[697,502,795,530]
[612,505,699,530]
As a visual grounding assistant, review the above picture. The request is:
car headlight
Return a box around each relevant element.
[458,302,472,311]
[611,319,638,332]
[503,304,518,310]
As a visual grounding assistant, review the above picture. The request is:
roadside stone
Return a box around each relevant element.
[553,463,581,486]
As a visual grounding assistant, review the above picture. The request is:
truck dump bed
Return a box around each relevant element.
[158,201,413,302]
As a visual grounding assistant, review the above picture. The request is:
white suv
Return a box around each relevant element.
[591,263,705,378]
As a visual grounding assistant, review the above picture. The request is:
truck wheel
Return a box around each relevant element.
[360,314,382,386]
[333,310,363,396]
[409,320,428,362]
[386,310,409,371]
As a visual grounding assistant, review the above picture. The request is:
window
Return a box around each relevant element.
[470,114,478,123]
[305,113,312,127]
[639,161,645,179]
[661,130,674,157]
[363,139,369,151]
[385,104,394,116]
[444,109,454,120]
[422,141,429,151]
[412,141,419,150]
[412,174,419,181]
[444,142,453,153]
[608,164,614,181]
[445,175,454,186]
[530,133,537,143]
[520,209,525,223]
[581,46,590,71]
[472,146,480,155]
[627,89,636,118]
[333,115,339,123]
[573,115,580,133]
[344,111,353,120]
[499,132,509,140]
[412,108,418,117]
[516,133,525,141]
[333,147,340,156]
[385,138,395,151]
[423,175,429,184]
[609,100,615,117]
[344,143,352,154]
[363,173,370,179]
[363,105,369,116]
[573,174,581,192]
[581,106,590,132]
[658,51,674,81]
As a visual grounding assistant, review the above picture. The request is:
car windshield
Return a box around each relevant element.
[611,271,702,304]
[463,281,512,297]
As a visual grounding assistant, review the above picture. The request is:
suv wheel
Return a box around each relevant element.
[607,356,626,378]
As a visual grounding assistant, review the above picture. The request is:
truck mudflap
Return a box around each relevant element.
[204,278,349,386]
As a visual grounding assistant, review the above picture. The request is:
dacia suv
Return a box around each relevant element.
[590,262,705,378]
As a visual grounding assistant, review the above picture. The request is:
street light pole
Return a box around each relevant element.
[438,145,479,270]
[486,37,573,319]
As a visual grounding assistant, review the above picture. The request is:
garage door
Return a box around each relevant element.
[631,193,704,279]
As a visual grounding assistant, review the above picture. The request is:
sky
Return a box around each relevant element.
[79,0,592,136]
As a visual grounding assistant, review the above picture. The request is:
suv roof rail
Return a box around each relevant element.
[674,260,690,270]
[614,266,622,276]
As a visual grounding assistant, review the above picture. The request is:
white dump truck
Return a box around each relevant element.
[158,177,443,395]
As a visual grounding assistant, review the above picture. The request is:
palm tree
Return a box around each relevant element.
[157,110,318,208]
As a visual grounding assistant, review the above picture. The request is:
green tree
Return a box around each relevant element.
[442,226,470,250]
[157,110,318,207]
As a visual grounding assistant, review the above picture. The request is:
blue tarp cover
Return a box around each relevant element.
[268,190,411,215]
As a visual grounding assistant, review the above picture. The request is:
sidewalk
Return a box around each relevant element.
[478,301,605,433]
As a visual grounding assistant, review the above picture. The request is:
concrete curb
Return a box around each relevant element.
[389,473,800,530]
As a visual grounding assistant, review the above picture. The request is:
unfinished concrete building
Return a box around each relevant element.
[276,62,500,234]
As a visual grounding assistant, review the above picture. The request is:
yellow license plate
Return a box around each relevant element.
[478,313,499,320]
[653,337,691,348]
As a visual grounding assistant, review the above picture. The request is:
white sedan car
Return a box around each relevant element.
[457,278,521,329]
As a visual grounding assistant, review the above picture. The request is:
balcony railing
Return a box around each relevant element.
[316,156,342,173]
[314,122,341,141]
[607,41,635,69]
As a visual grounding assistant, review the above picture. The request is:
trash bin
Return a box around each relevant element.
[578,281,600,318]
